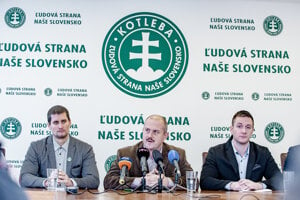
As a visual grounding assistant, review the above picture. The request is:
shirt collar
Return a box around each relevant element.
[53,137,70,151]
[231,140,250,157]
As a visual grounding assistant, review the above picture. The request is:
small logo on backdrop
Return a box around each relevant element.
[251,92,260,101]
[5,7,26,28]
[264,122,284,143]
[102,12,188,98]
[0,117,22,139]
[263,15,283,36]
[44,88,53,96]
[104,155,117,172]
[202,91,210,100]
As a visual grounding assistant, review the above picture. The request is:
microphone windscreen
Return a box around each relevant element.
[152,149,163,163]
[168,150,180,163]
[118,157,132,170]
[137,147,150,160]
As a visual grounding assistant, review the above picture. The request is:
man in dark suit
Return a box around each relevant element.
[20,105,99,189]
[200,110,282,191]
[103,114,194,190]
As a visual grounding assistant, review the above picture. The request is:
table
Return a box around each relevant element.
[25,189,285,200]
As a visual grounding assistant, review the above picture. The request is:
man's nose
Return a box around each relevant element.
[241,127,247,132]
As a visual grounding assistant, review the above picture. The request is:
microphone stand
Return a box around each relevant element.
[175,172,179,185]
[169,170,186,192]
[149,166,170,193]
[141,172,147,191]
[134,171,151,193]
[157,167,163,193]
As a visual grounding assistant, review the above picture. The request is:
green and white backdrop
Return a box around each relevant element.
[1,0,299,189]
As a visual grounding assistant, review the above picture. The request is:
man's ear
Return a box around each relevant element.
[164,131,169,140]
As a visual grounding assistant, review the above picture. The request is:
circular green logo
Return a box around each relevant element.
[251,92,259,101]
[264,122,284,143]
[102,12,188,98]
[104,155,117,172]
[1,117,22,139]
[263,15,283,36]
[202,91,210,100]
[5,7,26,28]
[44,88,53,96]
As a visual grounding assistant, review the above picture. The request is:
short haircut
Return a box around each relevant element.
[145,114,168,133]
[231,110,254,127]
[47,105,70,123]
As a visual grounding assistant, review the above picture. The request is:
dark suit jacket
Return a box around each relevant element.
[200,137,283,190]
[20,135,100,189]
[103,141,193,190]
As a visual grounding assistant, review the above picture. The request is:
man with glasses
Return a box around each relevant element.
[200,110,282,191]
[104,114,194,190]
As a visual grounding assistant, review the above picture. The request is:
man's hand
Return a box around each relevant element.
[238,179,263,191]
[145,169,169,187]
[230,179,263,191]
[58,170,73,187]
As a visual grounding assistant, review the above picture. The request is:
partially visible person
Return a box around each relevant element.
[20,105,100,189]
[0,146,5,163]
[0,142,28,200]
[200,110,283,191]
[283,144,300,199]
[104,114,194,190]
[284,145,300,174]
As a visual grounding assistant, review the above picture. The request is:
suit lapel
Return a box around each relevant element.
[66,136,75,176]
[162,143,170,170]
[225,140,239,177]
[246,143,256,179]
[46,136,57,168]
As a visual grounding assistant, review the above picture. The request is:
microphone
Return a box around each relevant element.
[152,150,164,172]
[168,150,181,177]
[118,157,132,185]
[137,148,150,176]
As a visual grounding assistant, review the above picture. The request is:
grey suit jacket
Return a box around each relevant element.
[284,144,300,173]
[200,136,283,190]
[103,141,194,190]
[20,135,99,189]
[283,145,300,200]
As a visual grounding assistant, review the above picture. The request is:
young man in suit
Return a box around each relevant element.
[200,110,282,191]
[20,105,99,189]
[103,114,194,190]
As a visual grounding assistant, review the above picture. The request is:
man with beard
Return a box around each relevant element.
[200,110,282,191]
[20,105,99,189]
[103,114,194,190]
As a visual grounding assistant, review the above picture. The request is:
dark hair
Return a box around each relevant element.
[231,110,254,127]
[47,105,70,123]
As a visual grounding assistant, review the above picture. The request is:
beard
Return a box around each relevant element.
[53,131,69,139]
